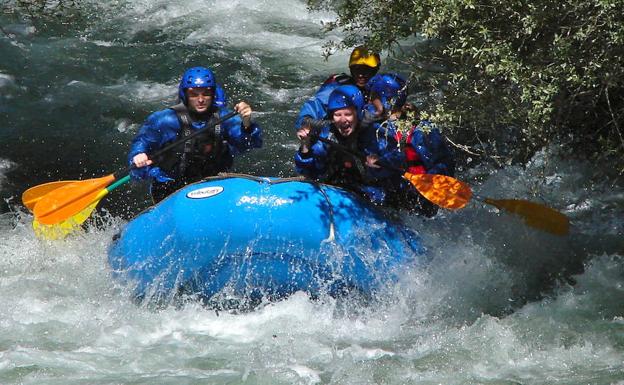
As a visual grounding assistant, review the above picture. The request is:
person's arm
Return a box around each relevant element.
[127,110,178,181]
[426,129,455,176]
[411,125,455,176]
[221,102,262,152]
[364,147,405,179]
[294,132,329,179]
[362,123,405,178]
[294,81,343,131]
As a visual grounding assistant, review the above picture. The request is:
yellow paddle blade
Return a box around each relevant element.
[22,180,78,212]
[484,198,570,236]
[32,200,101,240]
[404,172,473,209]
[33,174,115,225]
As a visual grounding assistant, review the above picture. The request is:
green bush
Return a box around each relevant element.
[308,0,624,171]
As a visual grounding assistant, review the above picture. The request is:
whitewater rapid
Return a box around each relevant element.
[1,0,623,383]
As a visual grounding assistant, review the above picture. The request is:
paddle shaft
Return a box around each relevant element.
[106,174,131,194]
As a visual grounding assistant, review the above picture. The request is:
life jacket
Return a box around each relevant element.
[322,73,353,87]
[402,121,455,177]
[404,131,426,175]
[155,103,228,182]
[324,128,365,187]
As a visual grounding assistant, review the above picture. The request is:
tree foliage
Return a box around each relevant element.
[308,0,624,170]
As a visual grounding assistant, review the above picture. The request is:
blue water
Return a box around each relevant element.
[1,1,623,384]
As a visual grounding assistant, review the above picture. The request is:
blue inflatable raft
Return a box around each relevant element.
[108,175,425,306]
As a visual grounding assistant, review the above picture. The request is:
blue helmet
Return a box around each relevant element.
[327,85,365,119]
[178,66,216,105]
[366,73,407,111]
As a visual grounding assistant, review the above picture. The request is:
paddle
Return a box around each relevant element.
[30,110,238,227]
[33,174,130,226]
[314,135,569,235]
[32,176,130,239]
[404,172,570,235]
[22,180,78,212]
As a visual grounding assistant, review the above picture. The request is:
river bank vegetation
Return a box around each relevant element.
[307,0,624,173]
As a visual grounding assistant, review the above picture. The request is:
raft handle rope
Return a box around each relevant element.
[314,183,336,242]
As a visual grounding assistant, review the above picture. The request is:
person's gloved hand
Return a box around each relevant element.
[235,101,253,130]
[296,126,313,154]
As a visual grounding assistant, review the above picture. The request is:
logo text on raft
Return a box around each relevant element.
[186,186,224,199]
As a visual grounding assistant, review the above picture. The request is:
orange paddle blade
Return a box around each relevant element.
[33,174,115,225]
[22,180,78,212]
[404,173,473,209]
[484,198,570,235]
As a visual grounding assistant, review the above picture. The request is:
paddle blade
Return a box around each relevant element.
[404,173,473,209]
[32,200,100,240]
[22,180,78,212]
[484,198,570,235]
[33,174,115,225]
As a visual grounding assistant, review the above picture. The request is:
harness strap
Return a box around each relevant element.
[170,103,222,177]
[171,103,193,175]
[325,130,366,185]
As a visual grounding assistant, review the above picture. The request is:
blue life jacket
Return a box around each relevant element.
[408,121,455,176]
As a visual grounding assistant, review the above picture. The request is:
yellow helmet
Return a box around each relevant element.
[349,46,381,69]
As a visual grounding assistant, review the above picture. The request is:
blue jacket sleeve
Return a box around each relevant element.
[411,122,455,176]
[295,98,328,130]
[219,108,263,154]
[294,82,342,130]
[294,139,330,179]
[127,109,180,181]
[362,123,405,179]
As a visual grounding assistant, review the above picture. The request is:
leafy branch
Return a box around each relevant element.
[307,0,624,172]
